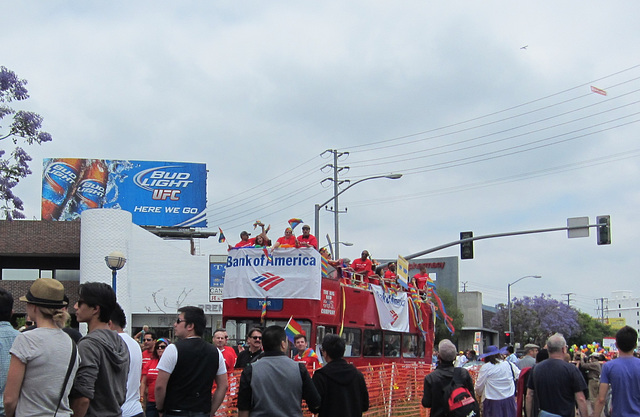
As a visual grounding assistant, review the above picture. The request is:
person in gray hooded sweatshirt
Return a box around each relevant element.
[312,334,369,417]
[71,282,130,417]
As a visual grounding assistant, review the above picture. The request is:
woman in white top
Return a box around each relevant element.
[476,345,520,417]
[4,279,80,417]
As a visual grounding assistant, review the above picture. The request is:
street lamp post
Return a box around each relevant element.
[105,251,127,293]
[508,275,542,338]
[314,173,402,259]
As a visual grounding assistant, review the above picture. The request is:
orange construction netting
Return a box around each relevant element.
[214,363,480,416]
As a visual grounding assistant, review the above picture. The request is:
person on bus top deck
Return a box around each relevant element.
[350,250,373,283]
[297,225,318,250]
[233,231,255,248]
[273,227,299,249]
[383,262,397,279]
[412,265,431,290]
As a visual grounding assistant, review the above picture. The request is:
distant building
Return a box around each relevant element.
[607,290,640,345]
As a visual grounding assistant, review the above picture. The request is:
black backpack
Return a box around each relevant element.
[443,367,480,417]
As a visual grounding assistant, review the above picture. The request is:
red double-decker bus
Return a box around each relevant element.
[223,259,435,367]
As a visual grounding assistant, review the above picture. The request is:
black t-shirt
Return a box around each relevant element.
[528,358,587,417]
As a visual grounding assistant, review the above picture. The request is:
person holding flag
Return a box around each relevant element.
[293,335,320,369]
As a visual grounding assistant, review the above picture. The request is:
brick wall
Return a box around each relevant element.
[0,219,80,255]
[0,280,80,315]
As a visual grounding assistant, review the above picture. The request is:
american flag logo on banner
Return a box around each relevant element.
[252,273,285,291]
[390,310,399,325]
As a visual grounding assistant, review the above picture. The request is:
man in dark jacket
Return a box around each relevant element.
[312,334,369,417]
[422,339,476,417]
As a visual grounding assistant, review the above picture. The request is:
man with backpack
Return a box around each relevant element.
[423,339,479,417]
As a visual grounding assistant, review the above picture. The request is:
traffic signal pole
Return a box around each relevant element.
[403,218,610,260]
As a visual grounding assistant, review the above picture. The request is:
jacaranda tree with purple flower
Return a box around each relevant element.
[0,66,52,220]
[491,294,580,347]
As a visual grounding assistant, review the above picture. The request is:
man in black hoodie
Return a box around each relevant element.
[312,333,369,417]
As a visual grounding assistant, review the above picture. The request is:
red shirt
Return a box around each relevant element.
[294,350,320,369]
[142,349,153,369]
[276,235,298,248]
[350,258,373,277]
[220,346,237,375]
[235,238,256,248]
[384,270,397,279]
[413,272,431,290]
[142,357,160,402]
[297,234,318,249]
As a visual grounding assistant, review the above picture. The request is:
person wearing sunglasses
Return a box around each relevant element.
[236,328,263,369]
[141,338,170,417]
[154,307,227,417]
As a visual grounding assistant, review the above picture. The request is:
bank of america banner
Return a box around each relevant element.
[223,248,321,300]
[42,158,207,227]
[370,284,410,332]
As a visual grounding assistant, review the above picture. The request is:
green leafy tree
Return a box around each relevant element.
[566,312,614,347]
[434,288,464,346]
[0,66,52,220]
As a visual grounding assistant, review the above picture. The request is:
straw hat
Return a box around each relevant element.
[19,278,67,308]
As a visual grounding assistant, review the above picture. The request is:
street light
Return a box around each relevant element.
[320,242,354,250]
[314,173,402,258]
[105,251,127,293]
[508,275,542,340]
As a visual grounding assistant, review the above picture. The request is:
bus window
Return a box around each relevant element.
[402,334,418,358]
[363,329,382,357]
[341,328,362,357]
[384,332,401,357]
[417,333,425,358]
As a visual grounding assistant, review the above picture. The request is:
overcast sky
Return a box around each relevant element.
[3,1,640,315]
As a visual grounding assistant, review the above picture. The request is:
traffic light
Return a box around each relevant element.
[504,331,511,344]
[596,215,611,245]
[460,231,474,259]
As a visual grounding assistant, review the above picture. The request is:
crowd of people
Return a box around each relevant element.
[423,327,640,417]
[0,280,370,417]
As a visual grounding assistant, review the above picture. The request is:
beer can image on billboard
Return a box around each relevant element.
[41,158,207,227]
[41,158,85,220]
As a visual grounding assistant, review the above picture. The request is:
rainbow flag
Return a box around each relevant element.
[285,316,305,343]
[288,218,303,230]
[321,256,330,278]
[301,348,318,359]
[260,298,267,322]
[218,227,226,243]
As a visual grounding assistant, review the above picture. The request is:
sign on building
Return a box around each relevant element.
[42,158,207,227]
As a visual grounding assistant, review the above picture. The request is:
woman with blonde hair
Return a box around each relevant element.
[4,279,80,417]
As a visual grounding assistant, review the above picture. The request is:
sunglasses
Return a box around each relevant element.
[176,318,185,324]
[251,336,262,340]
[157,345,168,350]
[144,338,153,342]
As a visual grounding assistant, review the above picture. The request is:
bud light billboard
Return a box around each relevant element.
[42,158,207,227]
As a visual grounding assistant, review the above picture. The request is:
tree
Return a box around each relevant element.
[566,311,614,347]
[434,288,465,346]
[0,66,52,220]
[491,294,580,346]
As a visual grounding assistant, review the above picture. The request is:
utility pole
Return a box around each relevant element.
[319,150,348,259]
[461,281,468,292]
[562,293,574,306]
[596,298,609,323]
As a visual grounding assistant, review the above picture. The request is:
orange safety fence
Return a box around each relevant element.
[215,363,481,417]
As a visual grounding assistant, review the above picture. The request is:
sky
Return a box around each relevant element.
[3,1,640,316]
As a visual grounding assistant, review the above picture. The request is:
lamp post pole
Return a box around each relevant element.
[508,275,542,336]
[314,173,402,259]
[105,251,127,294]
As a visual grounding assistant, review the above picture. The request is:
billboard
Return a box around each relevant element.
[42,158,207,227]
